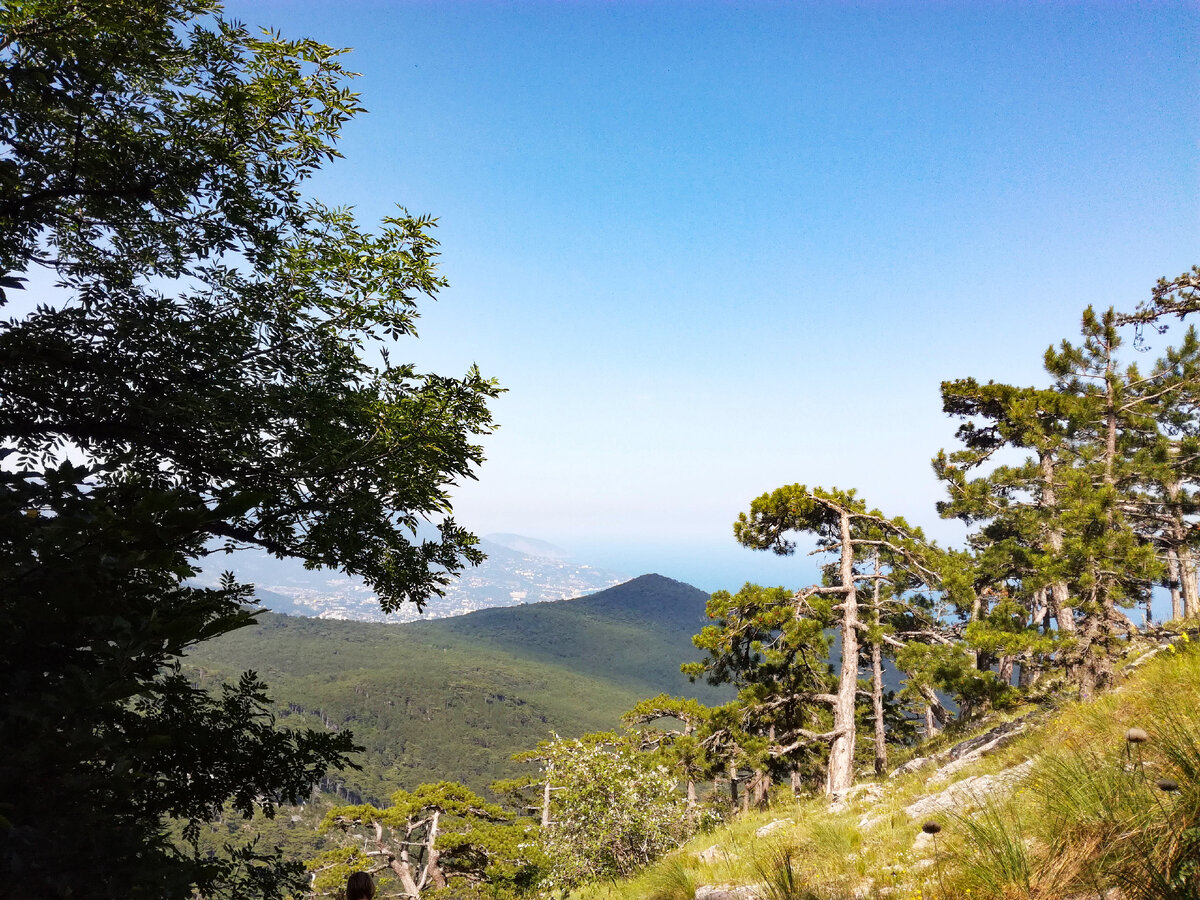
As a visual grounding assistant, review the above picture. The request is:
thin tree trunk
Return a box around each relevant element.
[826,508,859,795]
[1167,547,1184,622]
[541,779,551,828]
[870,553,887,775]
[751,770,769,809]
[1017,652,1035,689]
[1040,452,1076,638]
[871,640,886,775]
[393,822,422,899]
[1182,546,1199,619]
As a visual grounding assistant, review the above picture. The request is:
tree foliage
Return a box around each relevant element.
[692,486,945,795]
[528,733,691,892]
[311,782,541,899]
[0,2,499,896]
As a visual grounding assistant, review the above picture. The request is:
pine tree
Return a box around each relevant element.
[696,486,940,795]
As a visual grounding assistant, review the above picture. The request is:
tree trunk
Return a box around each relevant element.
[1167,547,1184,622]
[826,508,859,795]
[751,770,769,809]
[393,824,422,900]
[924,704,937,739]
[541,779,551,828]
[421,810,445,891]
[871,639,886,775]
[728,760,739,811]
[1040,452,1076,638]
[870,551,887,776]
[1018,652,1040,688]
[1182,546,1199,619]
[998,654,1015,686]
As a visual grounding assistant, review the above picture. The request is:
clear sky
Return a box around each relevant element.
[223,0,1198,593]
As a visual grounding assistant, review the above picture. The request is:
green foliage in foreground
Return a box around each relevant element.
[534,734,694,893]
[1,0,499,895]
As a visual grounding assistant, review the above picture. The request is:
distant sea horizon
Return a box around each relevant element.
[571,537,1179,628]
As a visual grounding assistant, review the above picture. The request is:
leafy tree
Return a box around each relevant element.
[1118,266,1200,332]
[937,302,1200,698]
[621,693,712,813]
[527,733,691,892]
[311,782,540,898]
[1043,307,1161,694]
[0,2,499,896]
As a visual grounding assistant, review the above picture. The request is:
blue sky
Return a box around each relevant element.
[223,1,1198,594]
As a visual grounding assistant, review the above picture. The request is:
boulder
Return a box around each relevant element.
[754,818,793,838]
[696,845,728,864]
[890,756,930,778]
[904,759,1035,821]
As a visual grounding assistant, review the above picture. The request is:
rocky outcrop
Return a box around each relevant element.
[754,818,793,838]
[903,759,1035,822]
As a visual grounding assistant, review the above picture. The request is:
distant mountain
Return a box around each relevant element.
[183,574,729,804]
[483,533,572,560]
[197,533,629,623]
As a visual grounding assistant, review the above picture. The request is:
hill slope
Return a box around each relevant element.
[184,574,728,803]
[579,631,1200,900]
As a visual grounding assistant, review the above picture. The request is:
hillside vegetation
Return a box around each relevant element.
[575,631,1200,900]
[184,574,730,802]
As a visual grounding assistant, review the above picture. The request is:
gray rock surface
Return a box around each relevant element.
[754,818,793,838]
[694,884,762,899]
[903,759,1035,821]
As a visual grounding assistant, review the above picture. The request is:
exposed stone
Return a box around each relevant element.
[857,810,892,832]
[1124,646,1164,670]
[850,879,876,899]
[890,756,931,778]
[829,780,886,812]
[904,759,1034,821]
[696,845,728,864]
[754,818,793,838]
[849,782,885,803]
[694,883,761,900]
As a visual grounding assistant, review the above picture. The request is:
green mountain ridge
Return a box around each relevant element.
[183,573,731,804]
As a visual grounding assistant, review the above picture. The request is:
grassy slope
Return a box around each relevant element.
[184,573,729,803]
[579,635,1200,900]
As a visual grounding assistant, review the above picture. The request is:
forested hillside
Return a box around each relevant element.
[184,575,731,802]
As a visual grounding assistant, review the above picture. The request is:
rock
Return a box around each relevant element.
[754,818,793,838]
[831,781,886,812]
[694,884,761,900]
[940,715,1032,762]
[697,845,728,864]
[904,759,1035,821]
[890,756,930,778]
[857,812,888,831]
[1125,646,1162,668]
[850,782,884,804]
[851,879,876,899]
